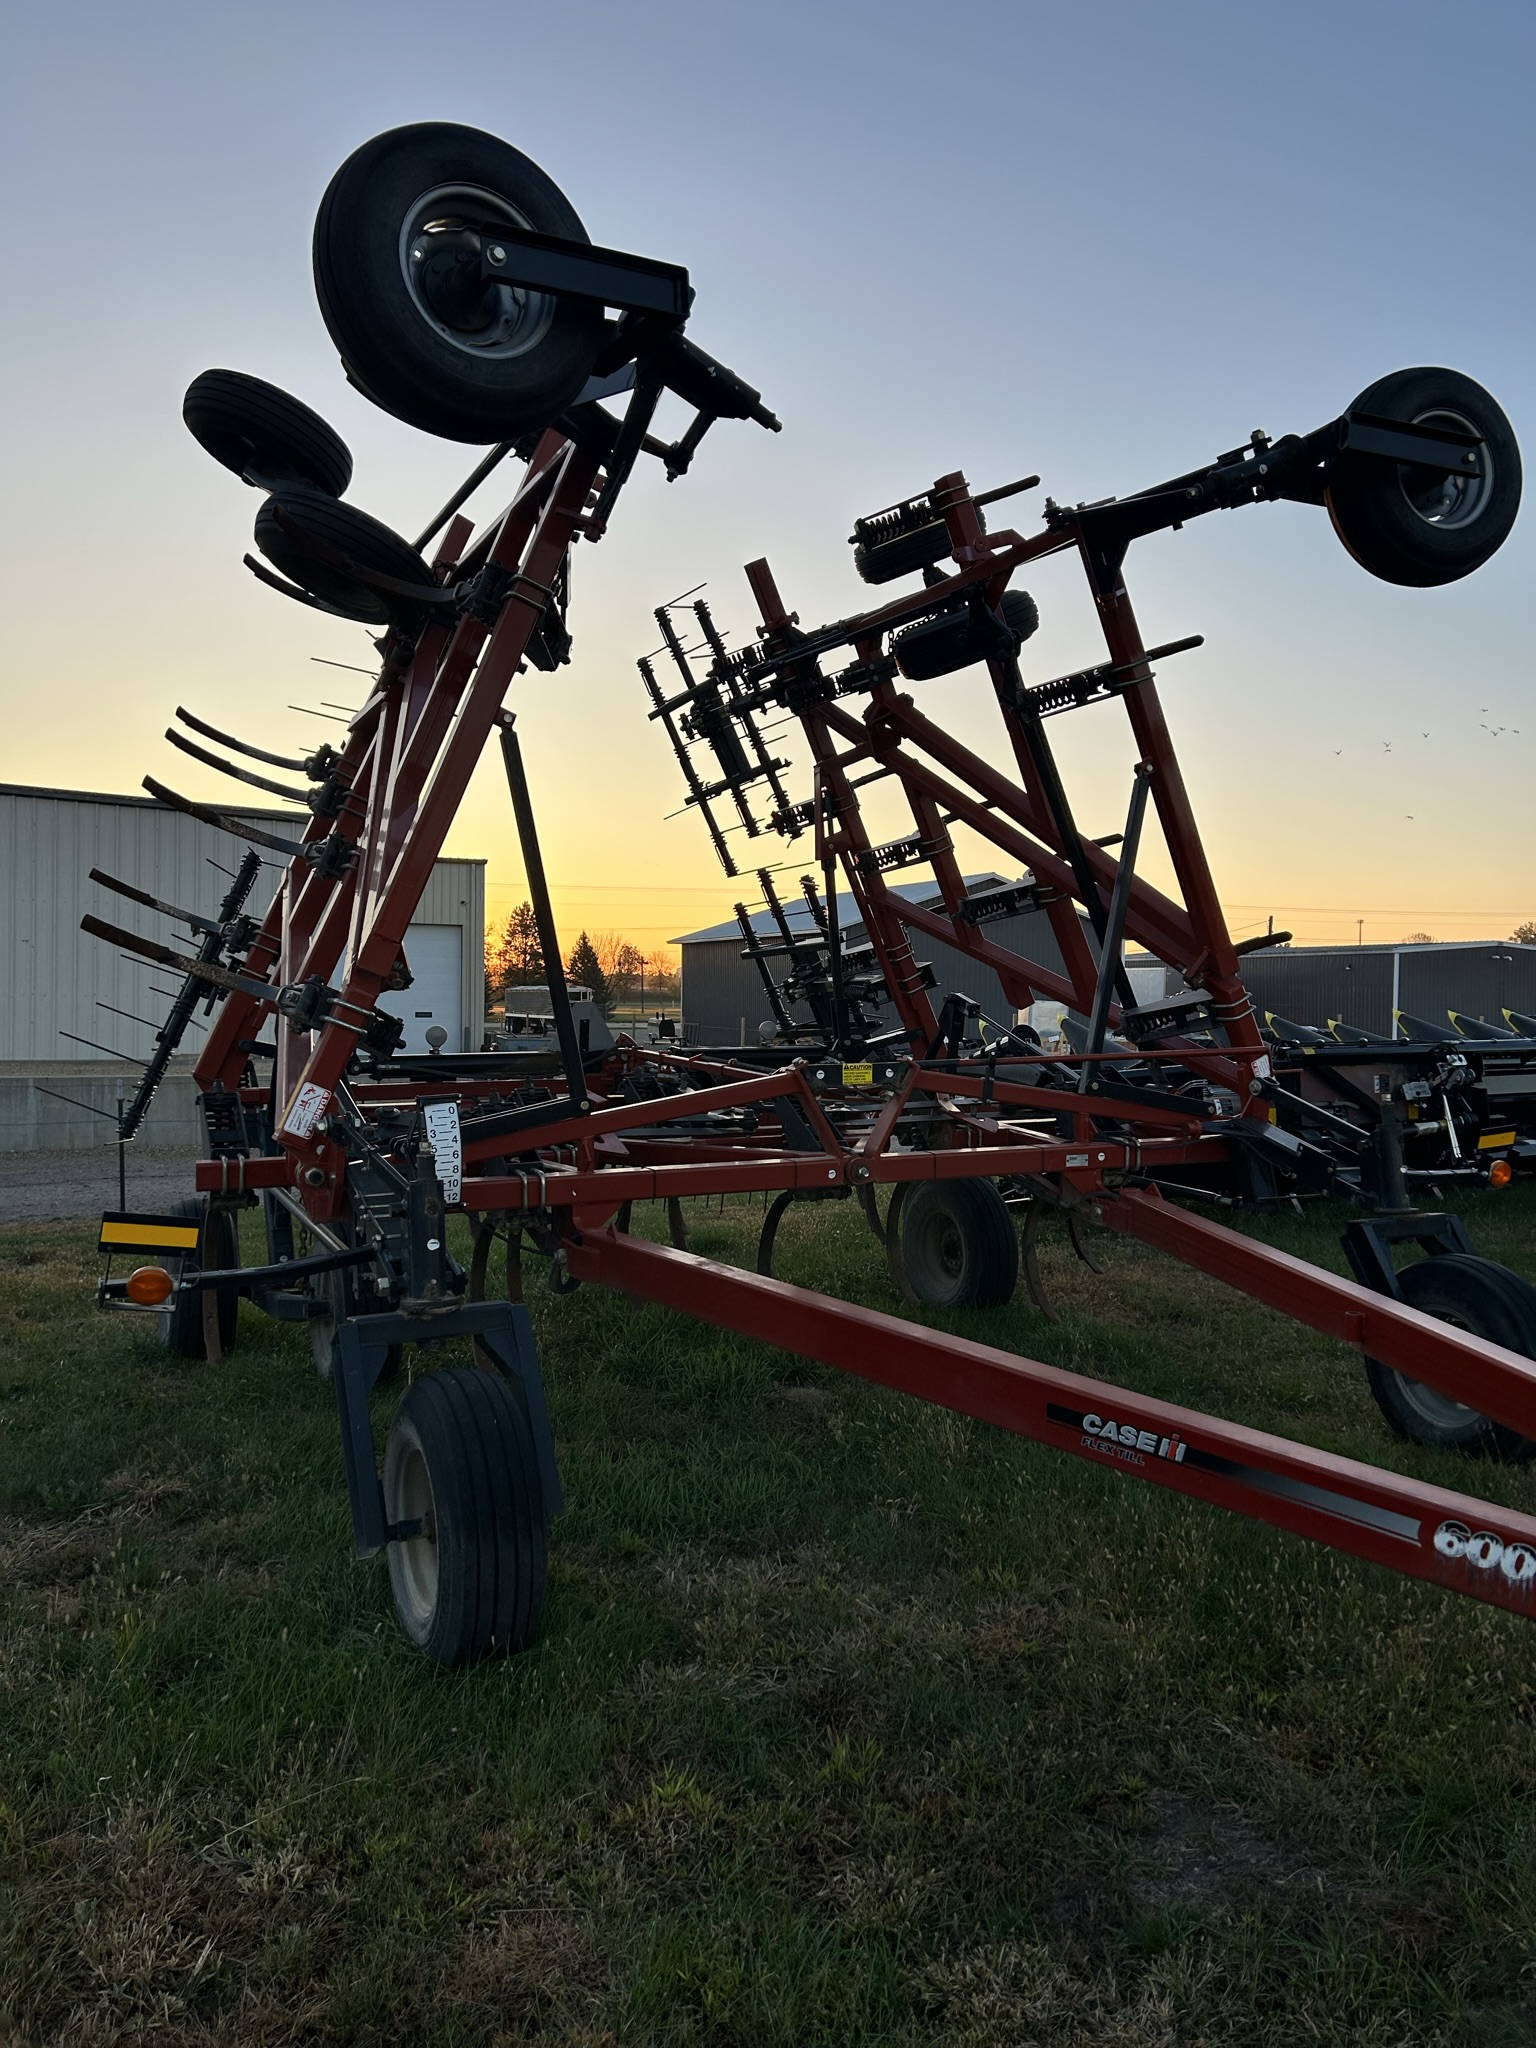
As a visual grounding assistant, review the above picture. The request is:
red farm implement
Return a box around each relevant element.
[87,122,1536,1664]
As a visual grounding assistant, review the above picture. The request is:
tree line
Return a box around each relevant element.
[486,903,680,1014]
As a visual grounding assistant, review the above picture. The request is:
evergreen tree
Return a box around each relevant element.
[566,931,612,1014]
[504,902,546,983]
[486,901,546,996]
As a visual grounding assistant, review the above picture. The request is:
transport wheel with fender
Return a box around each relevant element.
[1326,368,1521,587]
[382,1367,549,1665]
[183,369,354,495]
[898,1179,1018,1308]
[313,122,604,442]
[159,1196,239,1359]
[1364,1253,1536,1460]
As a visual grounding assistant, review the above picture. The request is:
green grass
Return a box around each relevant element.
[4,1188,1536,2044]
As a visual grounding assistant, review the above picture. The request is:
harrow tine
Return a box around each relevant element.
[164,728,313,804]
[97,998,198,1035]
[31,1083,120,1124]
[174,705,310,774]
[88,867,224,938]
[58,1030,137,1062]
[141,777,308,856]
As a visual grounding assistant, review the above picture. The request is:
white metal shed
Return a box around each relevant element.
[0,783,484,1148]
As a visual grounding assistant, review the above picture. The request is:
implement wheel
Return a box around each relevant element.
[897,1179,1018,1308]
[253,482,436,627]
[383,1368,549,1665]
[159,1197,239,1359]
[313,122,603,442]
[1364,1254,1536,1461]
[1326,367,1521,587]
[183,368,353,495]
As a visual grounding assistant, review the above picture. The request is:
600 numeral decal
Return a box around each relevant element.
[1433,1520,1536,1585]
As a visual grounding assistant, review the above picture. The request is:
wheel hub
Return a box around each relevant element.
[401,183,556,360]
[1400,409,1491,531]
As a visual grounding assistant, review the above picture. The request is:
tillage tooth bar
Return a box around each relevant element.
[174,704,322,775]
[88,867,236,941]
[164,727,316,805]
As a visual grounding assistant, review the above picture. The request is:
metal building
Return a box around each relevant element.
[675,875,1169,1045]
[0,784,484,1149]
[1236,940,1536,1038]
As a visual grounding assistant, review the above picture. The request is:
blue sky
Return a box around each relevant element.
[2,0,1531,947]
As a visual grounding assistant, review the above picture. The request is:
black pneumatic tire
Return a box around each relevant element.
[899,1179,1019,1308]
[253,481,436,626]
[1326,367,1522,587]
[1364,1253,1536,1461]
[183,369,353,495]
[382,1367,549,1665]
[892,589,1040,681]
[159,1197,239,1359]
[313,123,605,442]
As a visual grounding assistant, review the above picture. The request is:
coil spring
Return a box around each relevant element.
[850,493,937,548]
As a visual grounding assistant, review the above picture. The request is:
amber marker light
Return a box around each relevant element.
[1489,1159,1514,1190]
[125,1266,176,1306]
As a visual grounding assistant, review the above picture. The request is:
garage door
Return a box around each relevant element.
[376,924,463,1054]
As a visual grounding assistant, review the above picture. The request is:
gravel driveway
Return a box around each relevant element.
[0,1148,202,1225]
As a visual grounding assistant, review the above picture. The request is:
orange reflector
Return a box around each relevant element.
[125,1265,175,1306]
[1489,1159,1514,1190]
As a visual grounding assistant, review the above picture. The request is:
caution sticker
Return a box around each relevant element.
[840,1062,875,1087]
[281,1081,331,1139]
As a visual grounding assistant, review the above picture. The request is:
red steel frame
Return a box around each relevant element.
[186,435,1536,1623]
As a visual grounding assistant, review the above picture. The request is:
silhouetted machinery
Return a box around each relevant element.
[84,121,1536,1665]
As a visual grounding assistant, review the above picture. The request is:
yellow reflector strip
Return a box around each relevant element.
[1478,1130,1518,1151]
[99,1220,200,1250]
[841,1062,875,1086]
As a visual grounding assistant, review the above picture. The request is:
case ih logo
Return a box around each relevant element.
[1048,1403,1188,1467]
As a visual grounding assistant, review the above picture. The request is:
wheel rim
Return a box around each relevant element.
[1398,409,1492,533]
[309,1309,336,1376]
[915,1211,966,1288]
[391,1440,440,1635]
[1395,1301,1481,1429]
[399,183,557,361]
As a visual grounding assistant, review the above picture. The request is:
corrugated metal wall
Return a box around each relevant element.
[0,786,485,1146]
[0,786,298,1065]
[1239,944,1536,1036]
[1400,948,1536,1031]
[1239,950,1397,1035]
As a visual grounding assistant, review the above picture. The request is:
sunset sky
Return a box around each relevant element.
[2,1,1532,956]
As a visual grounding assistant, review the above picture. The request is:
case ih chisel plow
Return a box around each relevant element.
[88,122,1536,1664]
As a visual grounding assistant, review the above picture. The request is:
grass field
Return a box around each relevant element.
[4,1187,1536,2046]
